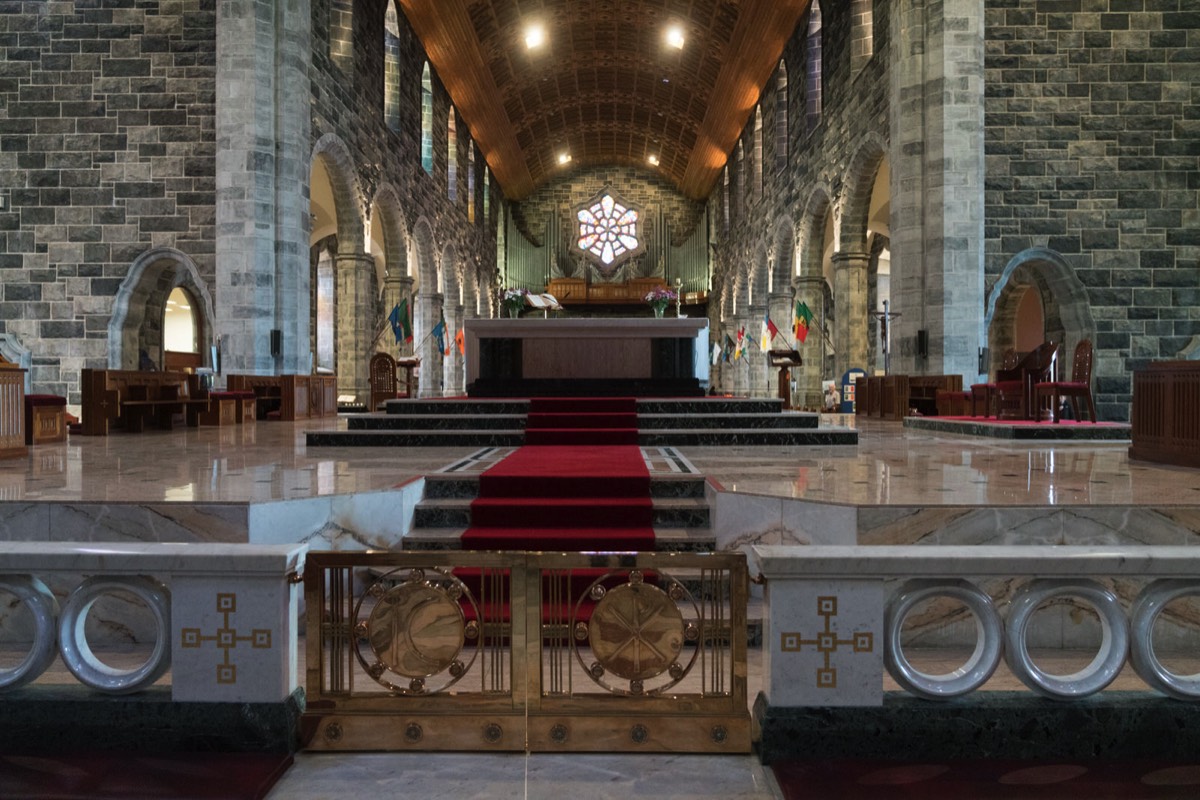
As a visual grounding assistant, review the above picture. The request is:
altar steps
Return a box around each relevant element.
[305,398,857,448]
[406,473,714,552]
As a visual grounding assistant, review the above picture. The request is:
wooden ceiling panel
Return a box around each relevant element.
[403,0,810,200]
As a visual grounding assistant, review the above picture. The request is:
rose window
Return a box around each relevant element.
[577,193,640,266]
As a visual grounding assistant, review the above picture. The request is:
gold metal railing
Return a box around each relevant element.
[302,550,750,753]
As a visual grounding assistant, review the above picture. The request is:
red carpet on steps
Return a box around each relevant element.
[0,752,292,800]
[462,397,653,552]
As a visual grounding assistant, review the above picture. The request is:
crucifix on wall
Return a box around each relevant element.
[869,300,901,375]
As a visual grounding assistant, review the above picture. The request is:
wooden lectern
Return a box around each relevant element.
[396,357,420,398]
[769,349,802,409]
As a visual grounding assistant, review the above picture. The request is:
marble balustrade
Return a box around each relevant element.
[0,541,306,704]
[751,545,1200,707]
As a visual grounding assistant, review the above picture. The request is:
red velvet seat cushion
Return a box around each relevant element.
[25,394,66,407]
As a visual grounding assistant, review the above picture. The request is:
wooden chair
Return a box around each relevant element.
[369,352,398,411]
[993,341,1059,420]
[1035,339,1097,423]
[969,349,1018,417]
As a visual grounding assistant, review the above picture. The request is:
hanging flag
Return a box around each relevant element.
[722,333,735,363]
[455,327,465,356]
[389,297,413,343]
[711,340,722,365]
[794,300,814,344]
[734,325,745,360]
[432,312,447,356]
[767,314,780,342]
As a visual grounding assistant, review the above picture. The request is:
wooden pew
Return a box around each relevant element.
[79,369,210,435]
[225,374,337,420]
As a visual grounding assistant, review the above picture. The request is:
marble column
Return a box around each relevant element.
[416,293,443,397]
[445,303,464,395]
[215,0,311,375]
[832,251,870,382]
[335,253,375,402]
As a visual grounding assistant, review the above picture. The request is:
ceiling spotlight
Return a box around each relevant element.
[648,154,659,166]
[666,25,685,49]
[525,24,545,49]
[557,152,572,165]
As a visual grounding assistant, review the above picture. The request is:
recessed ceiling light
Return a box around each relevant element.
[525,24,545,49]
[648,154,659,166]
[666,25,685,49]
[557,152,572,165]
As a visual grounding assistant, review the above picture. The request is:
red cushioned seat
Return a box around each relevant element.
[25,394,66,407]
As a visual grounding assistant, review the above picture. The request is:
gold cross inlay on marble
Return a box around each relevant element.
[780,595,874,689]
[180,592,273,685]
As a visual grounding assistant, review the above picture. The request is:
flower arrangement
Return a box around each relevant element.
[644,286,678,317]
[644,287,679,304]
[502,287,529,317]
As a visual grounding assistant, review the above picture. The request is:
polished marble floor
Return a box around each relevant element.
[2,413,1194,799]
[0,414,1183,509]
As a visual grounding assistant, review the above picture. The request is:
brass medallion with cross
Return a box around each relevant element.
[588,582,684,680]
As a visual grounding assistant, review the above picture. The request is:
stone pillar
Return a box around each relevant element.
[731,314,749,397]
[445,303,464,395]
[416,292,443,397]
[832,251,870,381]
[748,304,768,398]
[793,277,825,410]
[336,253,375,402]
[382,275,415,359]
[215,0,312,375]
[890,0,985,380]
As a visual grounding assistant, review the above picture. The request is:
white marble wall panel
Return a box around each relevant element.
[48,503,249,544]
[763,578,883,707]
[249,497,334,548]
[0,503,51,541]
[715,492,856,551]
[172,573,301,703]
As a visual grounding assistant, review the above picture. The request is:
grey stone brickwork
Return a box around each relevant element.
[983,0,1200,420]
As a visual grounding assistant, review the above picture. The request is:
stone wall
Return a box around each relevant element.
[983,0,1200,417]
[0,0,217,399]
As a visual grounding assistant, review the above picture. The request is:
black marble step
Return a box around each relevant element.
[307,430,525,447]
[382,398,787,416]
[413,496,710,529]
[904,416,1132,440]
[350,414,526,430]
[468,377,705,398]
[403,526,718,553]
[422,473,706,500]
[384,399,529,415]
[308,428,855,447]
[638,413,818,430]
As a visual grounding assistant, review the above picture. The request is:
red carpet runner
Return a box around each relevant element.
[462,397,653,551]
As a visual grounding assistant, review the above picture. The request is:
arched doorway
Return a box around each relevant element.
[108,248,215,372]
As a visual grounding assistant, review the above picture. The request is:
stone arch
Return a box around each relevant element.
[311,133,365,253]
[797,185,834,282]
[751,243,769,306]
[985,247,1096,374]
[108,247,216,371]
[838,132,888,253]
[412,216,436,293]
[370,182,409,283]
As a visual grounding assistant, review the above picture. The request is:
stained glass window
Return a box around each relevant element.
[576,192,639,266]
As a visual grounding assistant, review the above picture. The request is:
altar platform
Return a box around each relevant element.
[904,414,1132,441]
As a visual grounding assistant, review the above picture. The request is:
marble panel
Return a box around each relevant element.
[0,502,51,541]
[714,491,783,551]
[171,573,301,703]
[781,499,857,546]
[249,497,334,548]
[1067,507,1200,546]
[763,578,883,707]
[47,502,249,544]
[328,484,420,551]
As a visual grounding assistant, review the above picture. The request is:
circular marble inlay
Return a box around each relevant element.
[0,575,59,691]
[588,582,684,681]
[367,582,465,679]
[57,575,171,694]
[1141,766,1200,786]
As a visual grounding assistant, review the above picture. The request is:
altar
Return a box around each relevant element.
[465,317,710,397]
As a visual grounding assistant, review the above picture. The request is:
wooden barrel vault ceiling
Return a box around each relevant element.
[399,0,811,201]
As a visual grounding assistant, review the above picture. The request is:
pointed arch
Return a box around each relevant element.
[838,132,889,254]
[753,105,764,200]
[383,3,401,131]
[420,62,433,174]
[467,140,476,222]
[805,2,823,133]
[311,133,365,252]
[447,106,458,202]
[774,59,788,172]
[369,182,410,284]
[797,186,834,282]
[771,217,796,291]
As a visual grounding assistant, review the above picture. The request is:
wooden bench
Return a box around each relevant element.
[0,357,26,458]
[855,374,963,419]
[79,368,210,435]
[226,374,337,420]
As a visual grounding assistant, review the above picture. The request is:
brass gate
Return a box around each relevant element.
[301,550,750,753]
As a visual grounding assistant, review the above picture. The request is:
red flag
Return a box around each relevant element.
[455,328,464,355]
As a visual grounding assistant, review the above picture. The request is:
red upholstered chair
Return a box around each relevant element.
[969,349,1018,417]
[994,341,1059,420]
[1035,338,1097,423]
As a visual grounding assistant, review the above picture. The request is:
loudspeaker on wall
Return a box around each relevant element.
[270,329,282,358]
[916,329,928,358]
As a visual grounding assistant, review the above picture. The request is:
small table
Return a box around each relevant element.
[396,357,420,398]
